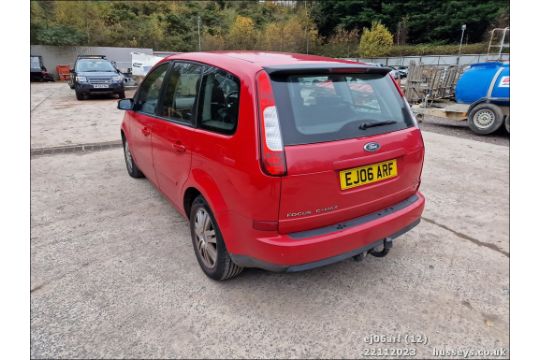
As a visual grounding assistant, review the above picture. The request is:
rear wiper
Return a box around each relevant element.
[359,120,397,130]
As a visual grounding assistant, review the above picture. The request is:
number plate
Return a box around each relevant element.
[92,84,109,88]
[339,159,397,190]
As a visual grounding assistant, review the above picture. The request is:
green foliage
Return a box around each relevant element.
[312,1,387,38]
[387,43,490,57]
[29,0,509,57]
[36,25,86,46]
[258,13,317,53]
[359,21,393,57]
[318,27,359,58]
[311,0,509,45]
[227,15,256,50]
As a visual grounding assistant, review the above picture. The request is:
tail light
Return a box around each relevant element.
[256,71,286,176]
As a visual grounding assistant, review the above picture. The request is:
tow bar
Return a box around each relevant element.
[352,237,393,261]
[369,237,393,257]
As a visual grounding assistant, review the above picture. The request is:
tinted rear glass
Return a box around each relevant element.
[270,73,414,145]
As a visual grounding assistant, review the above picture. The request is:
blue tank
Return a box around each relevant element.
[455,62,509,105]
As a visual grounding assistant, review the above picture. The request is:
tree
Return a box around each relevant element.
[311,0,509,45]
[29,0,509,55]
[31,1,47,44]
[323,26,360,57]
[202,31,225,50]
[358,21,393,57]
[259,22,284,51]
[227,15,256,50]
[311,1,388,37]
[36,25,86,46]
[395,16,409,45]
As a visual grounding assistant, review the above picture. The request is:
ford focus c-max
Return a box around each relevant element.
[117,51,425,280]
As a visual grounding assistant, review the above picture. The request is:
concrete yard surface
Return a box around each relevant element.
[31,82,134,150]
[31,82,509,358]
[30,142,508,358]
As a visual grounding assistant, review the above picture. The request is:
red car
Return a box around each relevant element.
[118,52,425,280]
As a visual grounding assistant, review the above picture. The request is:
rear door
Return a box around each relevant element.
[270,71,424,233]
[150,61,203,205]
[128,62,170,185]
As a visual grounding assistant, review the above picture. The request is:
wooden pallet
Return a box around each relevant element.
[412,102,469,121]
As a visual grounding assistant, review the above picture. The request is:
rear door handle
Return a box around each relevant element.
[141,127,151,136]
[172,141,186,153]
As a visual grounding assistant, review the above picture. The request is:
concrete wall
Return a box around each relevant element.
[30,45,153,78]
[345,53,510,66]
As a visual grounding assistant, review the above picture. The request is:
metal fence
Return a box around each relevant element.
[344,53,510,66]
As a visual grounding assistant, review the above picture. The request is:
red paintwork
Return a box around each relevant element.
[121,51,425,269]
[279,127,424,234]
[128,111,158,184]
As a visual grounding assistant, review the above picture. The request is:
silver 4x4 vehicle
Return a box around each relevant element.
[69,55,125,100]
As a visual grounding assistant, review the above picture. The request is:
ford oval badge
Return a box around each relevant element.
[364,142,380,152]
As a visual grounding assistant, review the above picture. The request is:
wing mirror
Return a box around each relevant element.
[118,98,134,110]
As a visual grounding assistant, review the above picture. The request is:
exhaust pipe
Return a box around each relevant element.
[369,237,393,258]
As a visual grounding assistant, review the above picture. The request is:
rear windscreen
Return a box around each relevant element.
[270,73,414,145]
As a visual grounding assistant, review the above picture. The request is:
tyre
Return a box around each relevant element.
[467,103,504,135]
[190,196,243,280]
[75,91,84,100]
[504,115,510,133]
[122,137,145,178]
[118,91,126,99]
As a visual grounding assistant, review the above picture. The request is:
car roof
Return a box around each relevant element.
[159,51,364,77]
[77,55,107,59]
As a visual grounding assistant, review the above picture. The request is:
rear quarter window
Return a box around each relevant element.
[270,73,414,145]
[197,66,240,135]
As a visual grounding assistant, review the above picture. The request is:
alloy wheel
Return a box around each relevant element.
[193,208,218,268]
[124,141,133,172]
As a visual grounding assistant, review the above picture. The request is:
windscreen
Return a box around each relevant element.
[30,56,42,70]
[76,59,116,72]
[270,73,414,145]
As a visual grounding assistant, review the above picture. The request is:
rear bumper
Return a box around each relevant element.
[229,192,425,272]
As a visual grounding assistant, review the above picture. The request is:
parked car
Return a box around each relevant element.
[69,55,125,100]
[30,55,54,82]
[388,66,407,79]
[364,62,403,80]
[117,52,425,280]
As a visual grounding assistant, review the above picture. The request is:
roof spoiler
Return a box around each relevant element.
[263,63,392,76]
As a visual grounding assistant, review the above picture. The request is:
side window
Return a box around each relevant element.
[133,63,169,115]
[198,67,240,134]
[160,62,203,122]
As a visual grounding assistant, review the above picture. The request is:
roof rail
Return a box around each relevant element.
[77,55,107,59]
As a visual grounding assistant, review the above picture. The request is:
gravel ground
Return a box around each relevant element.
[30,83,509,359]
[419,116,509,147]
